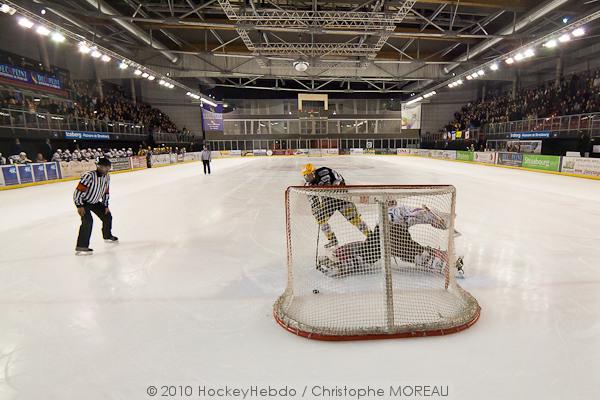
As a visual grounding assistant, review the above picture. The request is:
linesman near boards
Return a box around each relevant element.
[73,158,119,254]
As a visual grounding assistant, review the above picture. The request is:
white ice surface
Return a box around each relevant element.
[1,156,600,400]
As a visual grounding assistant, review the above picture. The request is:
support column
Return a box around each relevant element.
[93,63,104,102]
[555,51,564,88]
[481,83,487,103]
[130,79,137,104]
[37,37,51,72]
[511,71,518,100]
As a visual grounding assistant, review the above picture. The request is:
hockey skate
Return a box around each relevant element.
[415,249,447,271]
[316,256,343,278]
[456,256,465,278]
[75,247,94,256]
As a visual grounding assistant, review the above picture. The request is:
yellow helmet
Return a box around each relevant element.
[301,163,315,176]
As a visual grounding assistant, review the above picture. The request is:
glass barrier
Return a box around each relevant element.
[0,108,148,136]
[483,112,600,136]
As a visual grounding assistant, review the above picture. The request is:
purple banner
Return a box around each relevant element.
[0,63,63,90]
[33,164,47,181]
[1,165,19,185]
[202,109,224,132]
[45,162,60,179]
[17,165,34,183]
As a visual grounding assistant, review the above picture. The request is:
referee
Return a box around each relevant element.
[73,158,118,254]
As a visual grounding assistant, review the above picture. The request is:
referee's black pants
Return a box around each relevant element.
[76,202,113,248]
[202,160,211,174]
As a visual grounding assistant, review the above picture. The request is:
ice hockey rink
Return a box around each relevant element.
[1,155,600,400]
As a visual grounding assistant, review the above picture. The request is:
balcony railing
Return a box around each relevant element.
[0,107,146,135]
[483,112,600,137]
[205,137,420,151]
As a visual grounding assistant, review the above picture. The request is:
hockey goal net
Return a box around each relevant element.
[274,185,480,340]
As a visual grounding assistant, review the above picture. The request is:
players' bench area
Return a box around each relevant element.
[0,152,204,190]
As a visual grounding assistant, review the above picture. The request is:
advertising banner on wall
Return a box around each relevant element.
[1,165,19,185]
[415,149,431,157]
[59,160,96,178]
[509,132,550,139]
[561,156,600,177]
[108,157,132,171]
[131,156,147,169]
[17,165,34,183]
[32,164,47,182]
[456,151,474,161]
[65,131,111,141]
[441,150,457,160]
[506,140,542,154]
[45,162,60,180]
[1,162,61,186]
[350,148,364,155]
[497,152,523,167]
[401,103,421,129]
[182,152,203,161]
[0,63,65,93]
[429,150,444,159]
[473,151,497,164]
[374,149,396,155]
[202,109,224,132]
[151,154,172,166]
[522,154,561,171]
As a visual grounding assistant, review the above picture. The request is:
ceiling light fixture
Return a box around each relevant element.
[51,32,65,42]
[293,60,309,72]
[18,17,34,28]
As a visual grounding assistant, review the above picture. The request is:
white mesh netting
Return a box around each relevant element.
[274,185,480,340]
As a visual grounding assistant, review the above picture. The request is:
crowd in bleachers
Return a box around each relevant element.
[0,48,188,138]
[444,68,600,132]
[68,81,181,135]
[0,80,183,135]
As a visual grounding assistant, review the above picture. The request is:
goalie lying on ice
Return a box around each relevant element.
[317,203,456,277]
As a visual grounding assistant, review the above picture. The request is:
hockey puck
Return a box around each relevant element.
[312,289,320,294]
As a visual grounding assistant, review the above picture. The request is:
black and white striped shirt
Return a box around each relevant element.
[73,170,110,207]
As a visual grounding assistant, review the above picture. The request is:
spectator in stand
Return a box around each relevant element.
[10,138,23,157]
[52,150,62,162]
[16,152,32,164]
[41,138,53,161]
[0,152,6,165]
[35,153,47,163]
